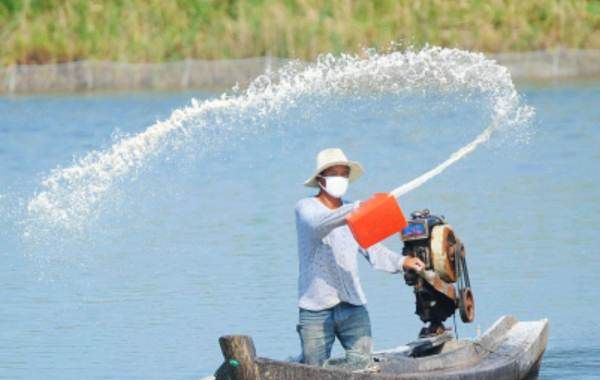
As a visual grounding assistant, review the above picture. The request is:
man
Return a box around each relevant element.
[295,147,425,368]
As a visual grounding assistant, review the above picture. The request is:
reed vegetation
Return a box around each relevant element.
[1,0,599,65]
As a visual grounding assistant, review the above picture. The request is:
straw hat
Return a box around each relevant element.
[304,148,364,187]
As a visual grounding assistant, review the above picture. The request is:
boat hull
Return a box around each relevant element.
[214,315,548,380]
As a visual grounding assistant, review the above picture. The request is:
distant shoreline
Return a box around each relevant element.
[1,49,599,94]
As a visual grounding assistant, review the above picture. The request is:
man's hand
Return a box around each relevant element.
[403,257,425,272]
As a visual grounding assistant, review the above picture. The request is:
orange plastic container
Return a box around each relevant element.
[346,193,408,249]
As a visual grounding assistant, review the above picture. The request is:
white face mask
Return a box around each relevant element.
[319,176,349,198]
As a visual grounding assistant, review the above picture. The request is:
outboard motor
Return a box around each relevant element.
[345,195,475,337]
[400,209,475,337]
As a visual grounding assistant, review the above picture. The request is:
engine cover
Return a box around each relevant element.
[431,224,458,283]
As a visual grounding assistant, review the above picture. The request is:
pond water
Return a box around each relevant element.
[1,54,599,379]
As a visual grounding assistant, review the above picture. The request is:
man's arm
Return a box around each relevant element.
[295,200,358,240]
[359,243,405,273]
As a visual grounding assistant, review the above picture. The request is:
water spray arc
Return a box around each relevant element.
[25,47,533,236]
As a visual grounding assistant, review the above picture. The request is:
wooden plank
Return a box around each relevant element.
[217,335,260,380]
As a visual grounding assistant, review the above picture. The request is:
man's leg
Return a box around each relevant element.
[331,303,373,369]
[297,308,335,366]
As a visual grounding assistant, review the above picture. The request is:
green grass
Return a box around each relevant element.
[0,0,599,65]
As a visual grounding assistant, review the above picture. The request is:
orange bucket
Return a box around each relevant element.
[346,193,407,248]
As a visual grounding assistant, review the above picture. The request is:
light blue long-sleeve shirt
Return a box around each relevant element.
[295,197,406,311]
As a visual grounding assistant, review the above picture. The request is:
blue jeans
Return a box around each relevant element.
[297,302,372,368]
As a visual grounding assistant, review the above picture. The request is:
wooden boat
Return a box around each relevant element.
[210,315,548,380]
